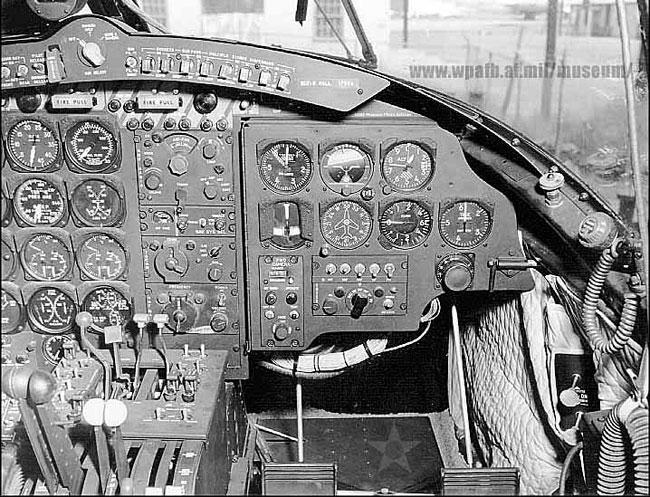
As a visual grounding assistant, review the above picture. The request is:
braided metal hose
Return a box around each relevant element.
[597,398,647,495]
[582,244,639,354]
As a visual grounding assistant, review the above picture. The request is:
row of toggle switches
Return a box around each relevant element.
[324,262,397,279]
[127,55,291,91]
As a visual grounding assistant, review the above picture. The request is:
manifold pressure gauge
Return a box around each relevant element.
[13,178,66,226]
[27,287,76,334]
[439,200,493,248]
[65,120,119,173]
[321,200,372,249]
[6,119,60,171]
[379,200,432,249]
[78,234,127,280]
[259,141,312,193]
[21,233,72,281]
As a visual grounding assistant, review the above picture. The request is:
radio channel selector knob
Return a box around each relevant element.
[322,299,338,315]
[208,267,223,282]
[273,323,290,341]
[436,254,474,292]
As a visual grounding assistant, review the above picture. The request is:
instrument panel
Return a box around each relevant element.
[1,14,534,376]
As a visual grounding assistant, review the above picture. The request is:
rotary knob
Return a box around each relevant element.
[210,313,228,333]
[80,42,106,67]
[436,254,474,292]
[169,156,189,176]
[273,323,290,341]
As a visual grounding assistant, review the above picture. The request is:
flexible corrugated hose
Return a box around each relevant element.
[582,243,639,354]
[597,398,648,495]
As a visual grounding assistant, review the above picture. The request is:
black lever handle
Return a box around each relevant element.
[350,294,368,319]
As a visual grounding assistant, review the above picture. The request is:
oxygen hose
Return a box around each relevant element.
[597,398,649,495]
[582,241,639,355]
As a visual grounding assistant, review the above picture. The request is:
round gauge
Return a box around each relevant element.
[27,287,76,334]
[82,286,132,329]
[6,120,60,171]
[14,178,66,226]
[21,233,71,281]
[41,334,75,365]
[2,238,16,280]
[259,141,312,193]
[320,143,373,195]
[382,142,434,192]
[1,190,12,227]
[71,179,124,227]
[78,234,127,280]
[321,200,372,250]
[439,201,493,248]
[379,200,433,249]
[65,121,118,173]
[1,288,24,334]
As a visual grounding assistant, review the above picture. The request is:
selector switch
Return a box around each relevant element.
[322,299,338,315]
[286,292,298,305]
[350,294,369,319]
[169,156,189,176]
[144,172,162,190]
[265,292,277,305]
[436,254,474,292]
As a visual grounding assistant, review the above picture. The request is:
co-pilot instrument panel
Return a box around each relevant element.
[1,14,533,380]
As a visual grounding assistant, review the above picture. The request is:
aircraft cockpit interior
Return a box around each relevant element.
[1,0,647,495]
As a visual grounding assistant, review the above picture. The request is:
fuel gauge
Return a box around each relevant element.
[21,233,72,281]
[78,234,127,280]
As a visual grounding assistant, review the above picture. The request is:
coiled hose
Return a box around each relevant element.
[597,398,648,495]
[582,243,639,354]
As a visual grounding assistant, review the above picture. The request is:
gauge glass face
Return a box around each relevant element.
[382,142,433,192]
[320,143,373,195]
[259,141,312,193]
[27,287,76,334]
[1,289,23,334]
[14,178,65,226]
[41,334,74,364]
[321,200,372,249]
[66,121,118,172]
[82,287,132,328]
[439,201,493,248]
[71,179,124,227]
[379,200,433,248]
[22,233,71,281]
[78,234,127,280]
[6,120,59,171]
[1,238,16,280]
[269,201,305,249]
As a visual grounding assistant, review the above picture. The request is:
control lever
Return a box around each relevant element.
[152,314,170,376]
[76,312,112,400]
[487,257,538,292]
[132,313,150,393]
[82,398,111,492]
[559,374,583,409]
[104,399,130,485]
[350,293,368,319]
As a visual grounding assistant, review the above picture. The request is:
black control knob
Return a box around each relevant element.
[286,292,298,305]
[437,254,474,292]
[273,323,290,341]
[350,294,369,319]
[194,92,218,114]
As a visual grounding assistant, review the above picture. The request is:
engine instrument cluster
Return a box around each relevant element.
[1,14,533,377]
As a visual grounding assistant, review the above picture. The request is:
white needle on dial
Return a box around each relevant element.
[29,146,36,167]
[79,146,92,159]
